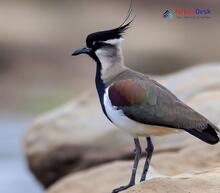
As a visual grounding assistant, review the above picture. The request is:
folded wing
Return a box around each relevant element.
[108,79,219,144]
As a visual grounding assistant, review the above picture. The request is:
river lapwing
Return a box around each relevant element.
[72,7,220,193]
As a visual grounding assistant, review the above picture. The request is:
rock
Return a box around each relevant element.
[46,160,220,193]
[126,168,220,193]
[24,92,134,187]
[46,135,220,193]
[23,64,220,187]
[152,140,220,176]
[46,161,161,193]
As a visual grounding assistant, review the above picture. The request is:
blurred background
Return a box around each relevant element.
[0,0,220,193]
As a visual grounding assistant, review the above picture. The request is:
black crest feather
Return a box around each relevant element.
[86,0,135,48]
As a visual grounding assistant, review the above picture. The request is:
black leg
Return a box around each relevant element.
[140,137,154,182]
[112,137,141,193]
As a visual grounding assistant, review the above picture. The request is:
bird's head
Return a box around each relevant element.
[72,21,132,62]
[72,0,134,67]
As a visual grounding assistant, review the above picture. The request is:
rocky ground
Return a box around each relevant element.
[46,162,220,193]
[23,64,220,193]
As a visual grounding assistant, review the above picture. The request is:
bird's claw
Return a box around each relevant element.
[111,184,133,193]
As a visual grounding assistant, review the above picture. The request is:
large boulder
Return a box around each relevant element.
[46,137,220,193]
[23,64,220,187]
[45,161,160,193]
[126,168,220,193]
[46,160,220,193]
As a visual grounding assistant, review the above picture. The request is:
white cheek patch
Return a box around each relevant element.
[103,38,124,46]
[94,38,124,73]
[95,38,123,57]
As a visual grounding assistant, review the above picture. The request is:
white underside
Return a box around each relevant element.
[104,88,177,137]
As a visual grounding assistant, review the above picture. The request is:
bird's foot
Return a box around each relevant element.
[111,184,134,193]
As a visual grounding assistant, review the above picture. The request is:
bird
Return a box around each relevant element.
[72,5,220,193]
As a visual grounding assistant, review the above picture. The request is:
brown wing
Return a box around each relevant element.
[108,79,219,144]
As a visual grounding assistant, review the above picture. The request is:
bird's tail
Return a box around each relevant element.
[185,123,219,145]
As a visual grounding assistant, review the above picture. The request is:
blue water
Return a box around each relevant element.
[0,114,43,193]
